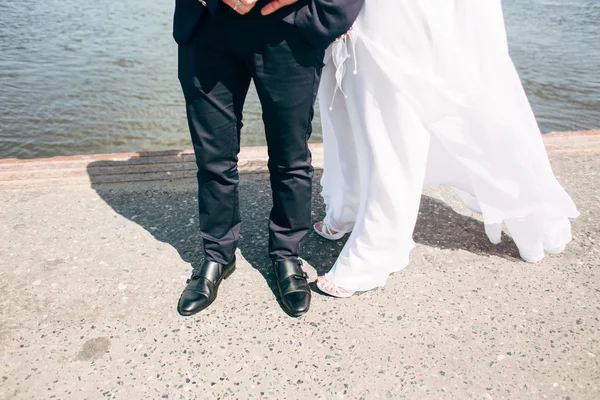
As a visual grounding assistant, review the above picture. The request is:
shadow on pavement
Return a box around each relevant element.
[87,165,520,310]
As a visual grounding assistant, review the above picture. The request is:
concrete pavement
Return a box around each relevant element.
[0,132,599,399]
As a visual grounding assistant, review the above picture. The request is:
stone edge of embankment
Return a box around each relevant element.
[0,130,597,190]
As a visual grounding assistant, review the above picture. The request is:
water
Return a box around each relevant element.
[1,0,599,159]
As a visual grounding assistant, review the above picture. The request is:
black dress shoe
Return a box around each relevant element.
[177,257,236,316]
[273,259,311,317]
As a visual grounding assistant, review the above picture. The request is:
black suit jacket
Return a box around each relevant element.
[173,0,365,49]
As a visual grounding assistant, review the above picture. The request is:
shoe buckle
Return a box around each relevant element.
[190,269,202,280]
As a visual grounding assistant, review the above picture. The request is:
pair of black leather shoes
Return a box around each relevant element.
[177,257,311,317]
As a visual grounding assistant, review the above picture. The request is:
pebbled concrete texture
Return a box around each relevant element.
[0,141,599,399]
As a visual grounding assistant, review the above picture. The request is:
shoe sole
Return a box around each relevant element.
[177,264,236,317]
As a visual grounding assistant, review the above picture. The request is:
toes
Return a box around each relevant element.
[318,276,348,295]
[322,278,336,292]
[318,276,332,291]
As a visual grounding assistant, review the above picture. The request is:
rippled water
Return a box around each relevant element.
[1,0,599,159]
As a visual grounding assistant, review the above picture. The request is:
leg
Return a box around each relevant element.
[318,60,363,233]
[178,25,251,265]
[251,24,323,261]
[321,40,431,292]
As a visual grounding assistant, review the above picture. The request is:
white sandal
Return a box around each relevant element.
[313,221,346,240]
[316,276,355,298]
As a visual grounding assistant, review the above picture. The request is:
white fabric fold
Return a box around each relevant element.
[319,0,579,291]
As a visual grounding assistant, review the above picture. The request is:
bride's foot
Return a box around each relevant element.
[316,276,355,298]
[313,221,346,240]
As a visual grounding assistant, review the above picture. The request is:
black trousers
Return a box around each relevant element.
[178,5,324,264]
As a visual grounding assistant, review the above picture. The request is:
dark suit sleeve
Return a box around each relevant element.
[205,0,218,15]
[173,0,217,45]
[290,0,365,49]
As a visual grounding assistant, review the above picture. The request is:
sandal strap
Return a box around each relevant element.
[319,276,354,296]
[318,221,336,235]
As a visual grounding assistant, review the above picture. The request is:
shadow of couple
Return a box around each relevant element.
[88,167,520,313]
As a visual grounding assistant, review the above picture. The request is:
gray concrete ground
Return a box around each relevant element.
[0,139,599,399]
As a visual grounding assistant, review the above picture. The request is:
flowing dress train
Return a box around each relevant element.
[319,0,579,291]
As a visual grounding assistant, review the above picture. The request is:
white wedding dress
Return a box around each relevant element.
[318,0,579,291]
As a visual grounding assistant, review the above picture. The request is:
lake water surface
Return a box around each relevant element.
[1,0,599,159]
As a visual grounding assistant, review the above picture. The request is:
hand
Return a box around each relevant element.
[260,0,298,16]
[221,0,258,15]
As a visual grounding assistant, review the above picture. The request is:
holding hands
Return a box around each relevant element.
[261,0,298,15]
[221,0,258,15]
[219,0,298,16]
